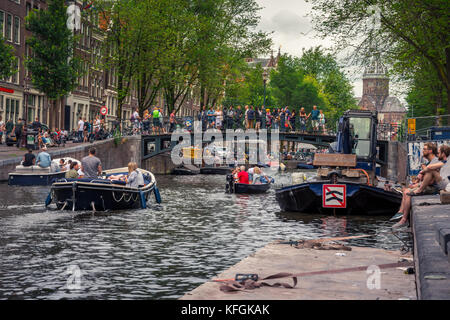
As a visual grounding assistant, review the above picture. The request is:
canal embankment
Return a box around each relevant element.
[181,243,416,300]
[181,194,450,300]
[411,194,450,299]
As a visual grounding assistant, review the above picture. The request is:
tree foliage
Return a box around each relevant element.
[26,0,82,100]
[96,0,271,118]
[0,35,17,80]
[307,0,450,115]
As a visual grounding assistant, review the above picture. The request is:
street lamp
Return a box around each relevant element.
[263,69,268,109]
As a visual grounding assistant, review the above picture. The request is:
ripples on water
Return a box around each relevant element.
[0,172,409,299]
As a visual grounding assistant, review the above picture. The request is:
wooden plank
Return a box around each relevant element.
[313,153,356,167]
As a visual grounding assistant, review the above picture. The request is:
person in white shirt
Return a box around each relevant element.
[77,117,84,141]
[94,116,101,133]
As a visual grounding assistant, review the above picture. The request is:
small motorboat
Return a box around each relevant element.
[200,166,232,175]
[172,164,200,175]
[225,174,272,194]
[8,157,78,186]
[47,167,161,211]
[297,162,316,170]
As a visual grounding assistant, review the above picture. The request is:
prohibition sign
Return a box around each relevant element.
[100,106,108,116]
[322,184,347,208]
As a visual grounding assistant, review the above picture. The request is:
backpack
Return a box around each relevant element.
[130,114,135,122]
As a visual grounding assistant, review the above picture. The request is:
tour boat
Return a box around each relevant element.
[46,167,161,211]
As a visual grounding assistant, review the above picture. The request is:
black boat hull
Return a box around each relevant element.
[9,172,66,186]
[275,182,402,215]
[232,183,270,194]
[49,168,159,211]
[200,167,232,175]
[52,183,154,211]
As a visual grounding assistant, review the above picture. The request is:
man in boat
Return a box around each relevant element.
[237,165,249,184]
[81,147,102,179]
[393,143,450,228]
[36,146,52,168]
[22,149,36,167]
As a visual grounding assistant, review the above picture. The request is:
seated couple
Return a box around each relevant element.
[108,162,145,188]
[392,143,450,228]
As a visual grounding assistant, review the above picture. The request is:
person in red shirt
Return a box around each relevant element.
[237,165,249,184]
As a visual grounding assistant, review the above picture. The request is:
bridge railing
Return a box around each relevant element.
[110,116,336,137]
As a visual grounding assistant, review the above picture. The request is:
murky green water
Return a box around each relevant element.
[0,171,409,299]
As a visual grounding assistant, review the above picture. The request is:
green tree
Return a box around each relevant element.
[298,47,357,129]
[307,0,450,114]
[0,35,17,80]
[26,0,82,128]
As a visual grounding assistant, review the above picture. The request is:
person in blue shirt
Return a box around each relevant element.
[308,105,320,133]
[207,108,215,129]
[36,146,52,168]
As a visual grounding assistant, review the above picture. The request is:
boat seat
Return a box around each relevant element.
[15,165,52,173]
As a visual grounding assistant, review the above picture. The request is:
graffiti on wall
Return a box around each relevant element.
[407,140,450,175]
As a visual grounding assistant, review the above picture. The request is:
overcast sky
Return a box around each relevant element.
[255,0,364,97]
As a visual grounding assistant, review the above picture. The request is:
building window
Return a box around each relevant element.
[0,11,4,37]
[13,16,19,44]
[6,14,12,41]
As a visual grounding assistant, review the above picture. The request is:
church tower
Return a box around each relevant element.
[359,56,389,111]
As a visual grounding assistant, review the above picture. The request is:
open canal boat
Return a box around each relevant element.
[276,109,402,216]
[8,157,78,186]
[225,174,272,194]
[47,167,161,211]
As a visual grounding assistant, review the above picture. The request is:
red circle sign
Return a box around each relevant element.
[100,106,108,115]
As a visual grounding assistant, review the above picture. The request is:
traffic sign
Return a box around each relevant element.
[100,106,108,116]
[407,118,416,134]
[322,184,347,208]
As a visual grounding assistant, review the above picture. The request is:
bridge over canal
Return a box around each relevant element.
[141,131,337,160]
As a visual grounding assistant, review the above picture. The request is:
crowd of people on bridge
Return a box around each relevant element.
[196,104,327,134]
[120,104,329,136]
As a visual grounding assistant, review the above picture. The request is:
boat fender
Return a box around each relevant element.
[45,192,52,207]
[154,186,162,204]
[139,190,147,209]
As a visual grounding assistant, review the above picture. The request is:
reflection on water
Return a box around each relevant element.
[0,171,409,299]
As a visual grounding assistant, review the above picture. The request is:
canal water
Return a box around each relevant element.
[0,171,409,299]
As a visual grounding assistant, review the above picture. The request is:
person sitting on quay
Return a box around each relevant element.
[392,143,450,228]
[81,147,102,180]
[125,162,144,188]
[65,161,80,179]
[22,149,36,167]
[36,146,52,169]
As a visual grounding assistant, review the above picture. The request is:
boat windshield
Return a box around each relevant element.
[349,117,372,158]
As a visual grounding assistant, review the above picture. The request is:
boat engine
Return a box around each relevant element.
[225,174,235,193]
